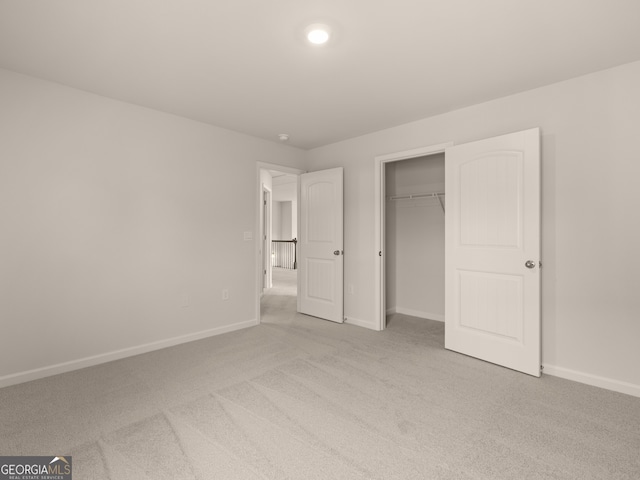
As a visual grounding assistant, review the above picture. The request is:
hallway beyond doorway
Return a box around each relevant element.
[260,267,297,325]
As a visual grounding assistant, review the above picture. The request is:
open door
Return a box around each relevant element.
[445,128,541,376]
[298,167,344,323]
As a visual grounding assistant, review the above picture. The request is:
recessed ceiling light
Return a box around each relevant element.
[306,24,331,45]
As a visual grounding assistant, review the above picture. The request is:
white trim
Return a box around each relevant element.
[344,316,379,330]
[543,364,640,398]
[393,307,445,322]
[296,176,302,314]
[263,185,273,290]
[374,142,453,332]
[0,319,258,389]
[375,143,453,163]
[255,161,305,175]
[386,306,445,322]
[255,162,304,325]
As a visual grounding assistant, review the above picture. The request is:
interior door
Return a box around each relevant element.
[298,167,344,323]
[445,128,541,376]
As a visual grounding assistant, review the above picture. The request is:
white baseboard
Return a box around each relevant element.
[392,307,445,323]
[344,316,380,331]
[543,364,640,398]
[0,319,258,390]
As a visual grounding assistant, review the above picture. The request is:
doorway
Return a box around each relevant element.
[374,142,452,331]
[385,153,446,327]
[256,162,303,324]
[374,129,541,377]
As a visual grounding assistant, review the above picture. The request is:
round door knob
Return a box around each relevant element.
[525,260,536,269]
[334,250,341,256]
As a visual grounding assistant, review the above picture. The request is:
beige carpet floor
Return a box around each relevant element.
[1,268,639,479]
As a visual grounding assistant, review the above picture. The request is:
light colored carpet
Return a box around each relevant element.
[1,270,639,479]
[265,267,297,296]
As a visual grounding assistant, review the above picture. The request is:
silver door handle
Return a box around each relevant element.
[525,260,536,269]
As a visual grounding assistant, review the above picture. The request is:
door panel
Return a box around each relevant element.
[459,152,522,247]
[307,259,335,301]
[458,270,523,340]
[299,168,344,323]
[445,128,540,376]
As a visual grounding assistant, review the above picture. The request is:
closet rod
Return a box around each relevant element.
[387,192,445,213]
[386,192,445,201]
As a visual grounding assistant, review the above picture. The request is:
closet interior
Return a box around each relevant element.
[385,153,445,324]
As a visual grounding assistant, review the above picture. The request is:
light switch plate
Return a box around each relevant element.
[243,231,253,241]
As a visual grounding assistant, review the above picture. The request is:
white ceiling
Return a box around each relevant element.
[2,0,640,149]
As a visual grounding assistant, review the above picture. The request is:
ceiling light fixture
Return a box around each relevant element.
[305,24,331,45]
[278,133,290,142]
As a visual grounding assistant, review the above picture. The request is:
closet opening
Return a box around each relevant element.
[375,130,540,375]
[384,152,445,329]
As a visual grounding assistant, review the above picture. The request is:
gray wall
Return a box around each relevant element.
[307,60,640,394]
[0,68,306,385]
[3,59,640,396]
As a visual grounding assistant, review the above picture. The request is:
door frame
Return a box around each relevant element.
[262,185,272,292]
[374,142,453,331]
[255,161,304,324]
